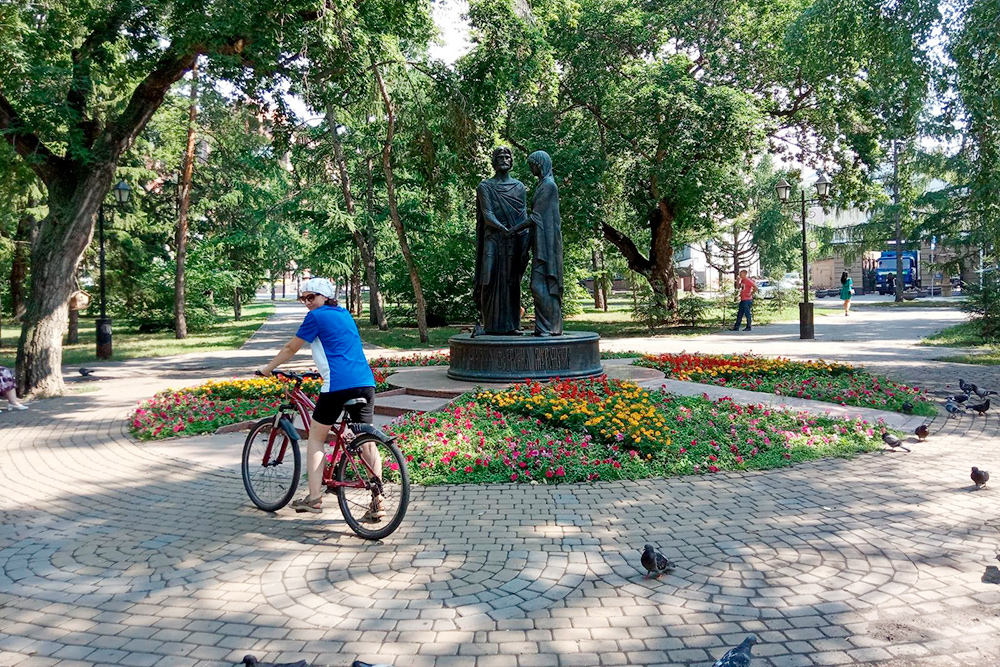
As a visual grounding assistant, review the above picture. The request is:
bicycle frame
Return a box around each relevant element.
[259,373,378,493]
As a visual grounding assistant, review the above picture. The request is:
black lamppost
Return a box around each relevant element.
[775,173,832,340]
[96,179,131,359]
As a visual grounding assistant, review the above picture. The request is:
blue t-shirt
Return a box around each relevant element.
[295,306,374,392]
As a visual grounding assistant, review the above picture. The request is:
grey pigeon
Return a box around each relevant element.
[971,467,990,489]
[78,367,94,377]
[945,400,966,418]
[242,656,309,667]
[640,544,675,579]
[881,431,910,452]
[915,424,929,441]
[901,401,914,415]
[712,635,759,667]
[960,379,978,395]
[969,398,991,416]
[974,386,999,399]
[949,394,970,403]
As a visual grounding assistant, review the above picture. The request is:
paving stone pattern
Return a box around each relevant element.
[1,303,999,666]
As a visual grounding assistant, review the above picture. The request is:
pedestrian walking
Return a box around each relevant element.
[840,270,854,316]
[732,270,756,331]
[0,365,28,410]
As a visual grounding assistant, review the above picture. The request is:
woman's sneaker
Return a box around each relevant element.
[362,495,386,522]
[290,495,322,513]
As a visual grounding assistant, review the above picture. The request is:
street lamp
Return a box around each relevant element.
[95,179,131,359]
[775,173,832,340]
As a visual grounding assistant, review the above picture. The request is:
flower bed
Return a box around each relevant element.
[634,353,934,416]
[388,377,885,485]
[130,361,392,440]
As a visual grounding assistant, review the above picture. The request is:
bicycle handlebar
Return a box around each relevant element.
[254,370,323,386]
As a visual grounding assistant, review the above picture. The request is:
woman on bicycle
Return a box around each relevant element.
[257,277,383,520]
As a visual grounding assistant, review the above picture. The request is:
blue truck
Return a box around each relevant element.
[875,250,920,294]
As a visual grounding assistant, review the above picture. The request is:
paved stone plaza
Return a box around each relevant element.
[1,302,999,666]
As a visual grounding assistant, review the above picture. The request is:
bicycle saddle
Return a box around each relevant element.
[343,397,368,423]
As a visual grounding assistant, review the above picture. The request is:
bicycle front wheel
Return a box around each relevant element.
[242,417,300,511]
[335,435,410,540]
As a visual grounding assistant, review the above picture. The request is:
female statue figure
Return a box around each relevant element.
[474,147,530,335]
[512,150,563,336]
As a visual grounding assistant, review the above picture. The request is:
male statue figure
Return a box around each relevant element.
[473,147,530,335]
[511,150,563,336]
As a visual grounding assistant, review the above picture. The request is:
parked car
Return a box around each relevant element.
[756,279,778,299]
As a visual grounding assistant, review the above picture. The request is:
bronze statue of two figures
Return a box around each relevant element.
[474,147,563,337]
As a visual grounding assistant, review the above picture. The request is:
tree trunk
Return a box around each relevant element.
[351,251,362,316]
[233,287,242,321]
[325,102,387,329]
[9,209,34,320]
[364,159,388,329]
[17,168,118,396]
[174,63,198,338]
[592,248,606,310]
[373,64,428,343]
[601,199,678,320]
[67,308,80,344]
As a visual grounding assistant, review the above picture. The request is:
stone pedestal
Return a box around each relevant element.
[448,331,602,382]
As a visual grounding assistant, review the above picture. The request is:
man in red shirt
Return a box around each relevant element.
[733,270,757,331]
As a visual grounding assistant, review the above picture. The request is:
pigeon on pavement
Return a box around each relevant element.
[881,431,911,452]
[352,662,395,667]
[960,379,978,395]
[915,424,929,441]
[640,544,675,579]
[945,400,966,418]
[971,467,990,489]
[712,635,759,667]
[974,386,999,399]
[78,367,94,377]
[968,398,991,416]
[242,656,309,667]
[949,394,970,403]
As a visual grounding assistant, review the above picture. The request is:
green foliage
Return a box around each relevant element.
[960,272,1000,337]
[676,294,711,327]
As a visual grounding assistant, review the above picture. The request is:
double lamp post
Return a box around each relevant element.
[773,173,832,340]
[96,179,131,360]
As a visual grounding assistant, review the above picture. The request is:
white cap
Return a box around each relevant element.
[299,277,335,299]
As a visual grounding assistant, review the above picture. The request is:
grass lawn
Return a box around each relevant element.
[0,302,274,367]
[921,321,1000,365]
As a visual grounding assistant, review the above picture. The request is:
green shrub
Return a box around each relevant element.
[961,272,1000,338]
[676,294,711,326]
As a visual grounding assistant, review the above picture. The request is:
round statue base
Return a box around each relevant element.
[448,331,602,382]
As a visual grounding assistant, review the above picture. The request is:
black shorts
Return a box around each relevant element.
[312,386,375,426]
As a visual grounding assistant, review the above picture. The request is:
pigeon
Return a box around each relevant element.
[915,424,929,441]
[968,398,991,416]
[640,544,675,579]
[945,400,966,418]
[78,367,94,377]
[901,401,914,415]
[949,394,970,403]
[242,656,309,667]
[960,379,978,395]
[712,635,759,667]
[352,662,395,667]
[881,431,911,452]
[971,467,990,489]
[975,386,999,399]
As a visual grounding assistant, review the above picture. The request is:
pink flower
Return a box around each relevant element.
[510,473,518,482]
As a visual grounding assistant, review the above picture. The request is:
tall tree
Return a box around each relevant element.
[0,0,424,396]
[174,62,198,338]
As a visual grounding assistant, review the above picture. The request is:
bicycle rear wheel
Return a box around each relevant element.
[335,435,409,540]
[242,417,300,511]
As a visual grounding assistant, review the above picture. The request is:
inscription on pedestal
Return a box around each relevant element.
[448,332,602,382]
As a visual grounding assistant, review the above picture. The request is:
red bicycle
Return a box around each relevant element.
[240,370,410,540]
